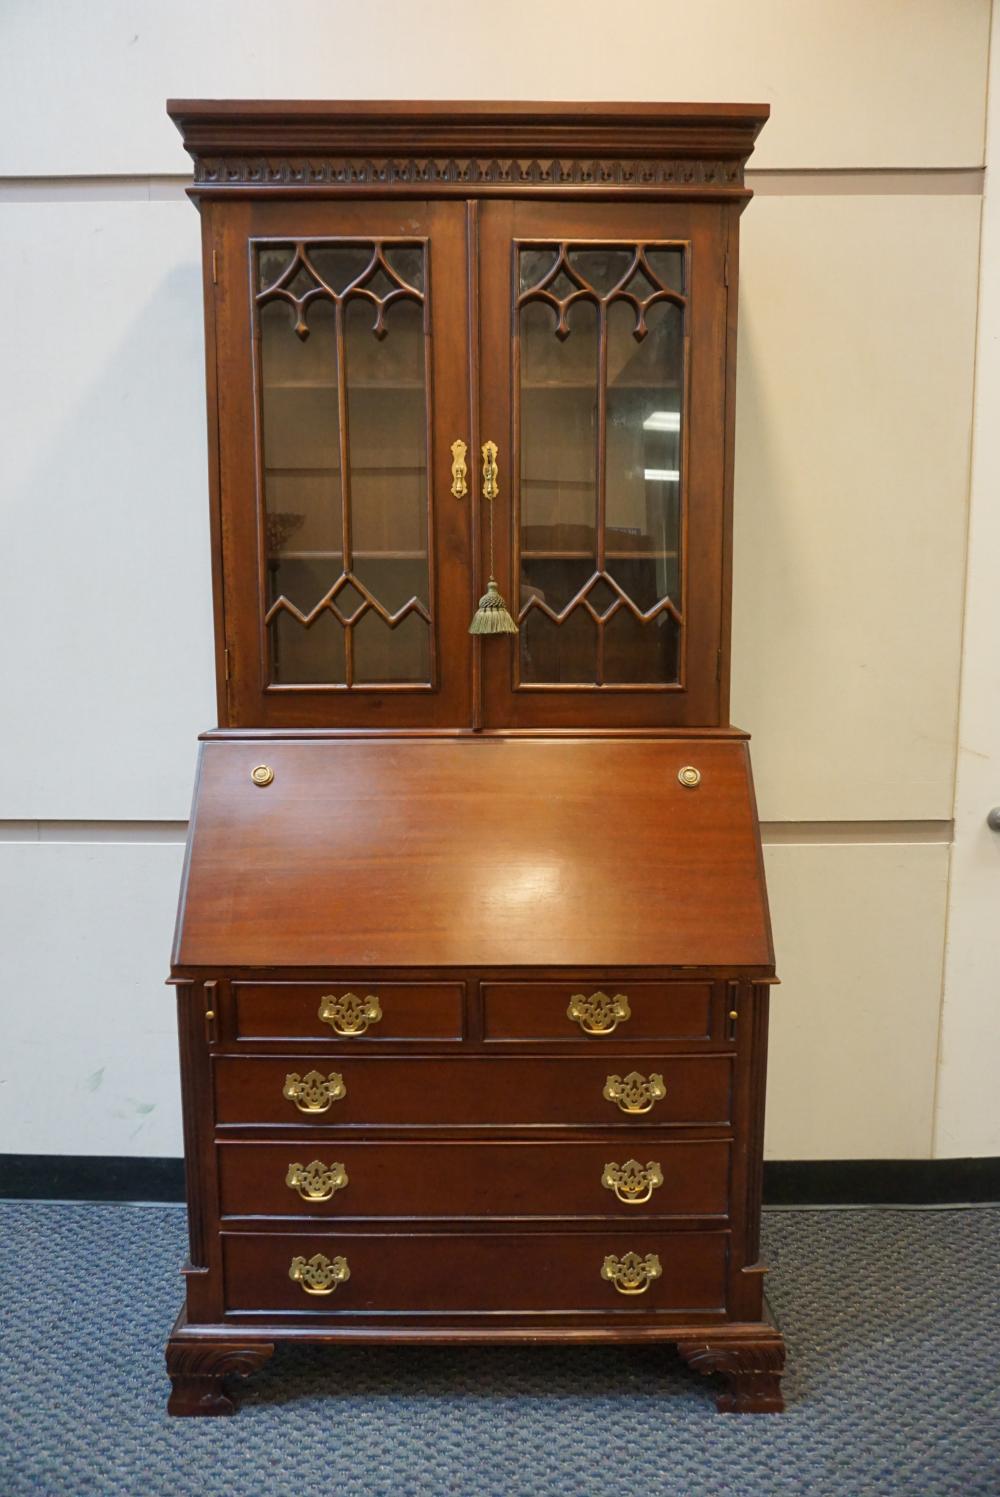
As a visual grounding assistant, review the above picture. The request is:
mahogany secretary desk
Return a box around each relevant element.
[164,99,785,1416]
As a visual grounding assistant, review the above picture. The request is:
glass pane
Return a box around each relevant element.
[354,609,430,684]
[257,240,431,689]
[604,293,682,685]
[519,289,599,685]
[271,606,346,685]
[309,243,373,294]
[568,247,632,294]
[645,246,685,295]
[516,242,685,689]
[520,297,598,555]
[522,606,596,685]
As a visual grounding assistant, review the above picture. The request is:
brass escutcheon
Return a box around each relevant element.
[603,1071,667,1115]
[282,1070,346,1114]
[567,991,631,1036]
[319,992,382,1037]
[601,1159,664,1205]
[481,440,499,501]
[289,1252,350,1295]
[450,438,469,498]
[601,1251,662,1295]
[285,1160,348,1202]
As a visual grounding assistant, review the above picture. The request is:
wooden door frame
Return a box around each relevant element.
[477,199,732,730]
[211,198,473,728]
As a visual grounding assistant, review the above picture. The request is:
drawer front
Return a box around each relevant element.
[232,982,465,1042]
[483,981,713,1042]
[214,1055,733,1129]
[218,1139,731,1219]
[222,1229,728,1315]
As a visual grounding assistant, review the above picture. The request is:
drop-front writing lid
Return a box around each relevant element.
[173,738,773,972]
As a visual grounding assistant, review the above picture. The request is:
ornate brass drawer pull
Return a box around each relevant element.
[567,991,631,1035]
[289,1252,350,1296]
[286,1160,348,1202]
[603,1071,667,1115]
[319,992,382,1036]
[601,1251,662,1295]
[282,1070,346,1113]
[602,1159,664,1205]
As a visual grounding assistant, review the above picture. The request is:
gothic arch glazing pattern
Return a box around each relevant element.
[254,238,434,689]
[515,241,688,689]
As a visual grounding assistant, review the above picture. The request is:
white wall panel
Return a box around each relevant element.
[763,841,950,1160]
[0,199,216,820]
[0,840,185,1157]
[0,0,989,177]
[732,192,980,821]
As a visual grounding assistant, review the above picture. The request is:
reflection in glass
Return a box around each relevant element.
[516,241,686,688]
[257,240,432,687]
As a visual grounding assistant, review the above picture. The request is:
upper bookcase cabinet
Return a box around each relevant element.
[168,100,768,731]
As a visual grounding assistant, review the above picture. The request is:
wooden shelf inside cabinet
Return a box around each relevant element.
[269,550,428,562]
[522,550,680,561]
[263,381,426,391]
[165,97,784,1419]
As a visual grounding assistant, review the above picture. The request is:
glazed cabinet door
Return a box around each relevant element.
[478,200,729,728]
[210,200,473,727]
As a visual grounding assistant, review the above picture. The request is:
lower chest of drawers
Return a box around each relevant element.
[197,976,744,1324]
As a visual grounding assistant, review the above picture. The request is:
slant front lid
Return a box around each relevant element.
[174,738,773,972]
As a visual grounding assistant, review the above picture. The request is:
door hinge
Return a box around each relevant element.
[724,247,730,288]
[224,647,231,682]
[716,648,723,682]
[212,246,219,285]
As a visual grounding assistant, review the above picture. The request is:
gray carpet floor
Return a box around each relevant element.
[0,1201,997,1495]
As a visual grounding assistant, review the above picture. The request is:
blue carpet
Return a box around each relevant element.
[0,1202,997,1495]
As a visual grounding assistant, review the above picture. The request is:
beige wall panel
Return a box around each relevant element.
[0,1,989,177]
[935,8,1000,1160]
[763,841,949,1160]
[732,192,979,821]
[0,840,185,1157]
[0,199,216,820]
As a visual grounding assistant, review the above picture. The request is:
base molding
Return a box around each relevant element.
[165,1308,786,1416]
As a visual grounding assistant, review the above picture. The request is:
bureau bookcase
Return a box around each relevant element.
[165,100,785,1415]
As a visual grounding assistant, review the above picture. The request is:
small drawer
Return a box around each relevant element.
[218,1138,731,1220]
[222,1228,728,1316]
[213,1055,732,1128]
[232,982,465,1042]
[482,981,713,1042]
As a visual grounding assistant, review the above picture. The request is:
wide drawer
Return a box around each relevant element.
[232,982,465,1042]
[222,1228,729,1315]
[482,981,714,1042]
[213,1055,733,1129]
[218,1138,731,1219]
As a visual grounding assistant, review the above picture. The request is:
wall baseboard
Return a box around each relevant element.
[0,1154,997,1206]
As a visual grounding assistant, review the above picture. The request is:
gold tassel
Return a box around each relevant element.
[469,578,518,635]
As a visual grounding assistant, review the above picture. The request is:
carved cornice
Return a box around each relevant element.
[168,101,768,198]
[192,155,745,190]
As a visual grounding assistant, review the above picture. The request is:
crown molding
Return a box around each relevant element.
[167,100,769,200]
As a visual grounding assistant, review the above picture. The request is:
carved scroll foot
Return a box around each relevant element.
[166,1338,274,1416]
[676,1336,786,1413]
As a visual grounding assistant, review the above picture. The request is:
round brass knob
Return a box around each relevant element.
[250,764,274,787]
[677,765,701,788]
